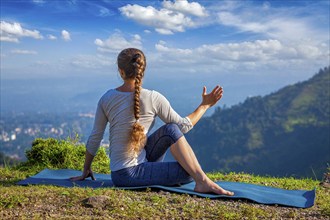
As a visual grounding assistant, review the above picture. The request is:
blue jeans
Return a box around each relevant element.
[111,123,193,186]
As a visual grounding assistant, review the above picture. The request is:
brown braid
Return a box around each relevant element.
[117,48,147,156]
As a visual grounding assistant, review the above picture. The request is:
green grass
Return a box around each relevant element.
[1,138,329,219]
[1,167,329,219]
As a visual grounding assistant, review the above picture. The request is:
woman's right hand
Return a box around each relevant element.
[70,168,96,181]
[187,85,224,126]
[201,85,223,108]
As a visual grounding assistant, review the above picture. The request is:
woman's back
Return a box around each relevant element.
[100,88,155,171]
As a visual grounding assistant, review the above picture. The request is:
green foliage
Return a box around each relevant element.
[15,137,109,174]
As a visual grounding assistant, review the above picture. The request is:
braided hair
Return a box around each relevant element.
[117,48,147,156]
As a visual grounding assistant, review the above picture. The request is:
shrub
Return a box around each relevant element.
[16,138,110,174]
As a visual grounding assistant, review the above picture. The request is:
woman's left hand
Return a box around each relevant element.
[201,85,223,108]
[70,168,96,181]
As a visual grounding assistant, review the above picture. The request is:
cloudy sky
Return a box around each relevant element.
[1,0,329,111]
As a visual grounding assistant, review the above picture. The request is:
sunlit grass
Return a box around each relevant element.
[1,167,329,219]
[1,137,329,219]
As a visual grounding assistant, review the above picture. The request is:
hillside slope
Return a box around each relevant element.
[187,67,330,179]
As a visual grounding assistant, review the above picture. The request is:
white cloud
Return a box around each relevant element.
[216,3,328,44]
[144,29,151,34]
[61,30,71,41]
[95,32,142,53]
[11,49,38,55]
[155,41,192,56]
[207,1,329,75]
[162,0,208,17]
[153,39,328,72]
[119,4,196,35]
[0,21,43,43]
[0,36,19,43]
[47,34,57,40]
[218,11,266,33]
[155,28,174,35]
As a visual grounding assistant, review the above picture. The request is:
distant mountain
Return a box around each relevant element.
[187,67,330,179]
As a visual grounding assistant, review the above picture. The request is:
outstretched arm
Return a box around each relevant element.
[187,85,223,126]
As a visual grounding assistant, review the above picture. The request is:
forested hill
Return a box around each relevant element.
[186,67,330,179]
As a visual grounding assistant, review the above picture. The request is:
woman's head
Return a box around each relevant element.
[117,48,146,80]
[117,48,147,156]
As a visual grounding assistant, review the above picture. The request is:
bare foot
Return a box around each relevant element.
[194,178,234,196]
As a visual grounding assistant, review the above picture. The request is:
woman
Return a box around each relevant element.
[71,48,234,196]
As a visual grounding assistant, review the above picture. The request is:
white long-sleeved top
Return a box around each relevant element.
[86,88,193,171]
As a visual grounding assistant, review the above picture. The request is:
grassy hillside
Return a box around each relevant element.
[187,67,330,179]
[0,138,329,219]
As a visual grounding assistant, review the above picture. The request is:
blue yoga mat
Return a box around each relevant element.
[17,169,315,208]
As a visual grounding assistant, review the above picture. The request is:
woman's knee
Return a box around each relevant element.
[164,123,183,142]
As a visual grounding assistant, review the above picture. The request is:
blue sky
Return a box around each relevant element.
[1,0,330,112]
